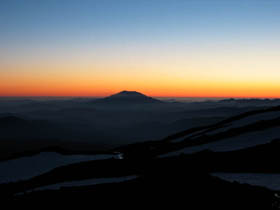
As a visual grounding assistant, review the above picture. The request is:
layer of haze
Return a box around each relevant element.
[1,0,280,97]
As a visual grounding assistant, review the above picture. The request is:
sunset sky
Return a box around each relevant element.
[1,0,280,97]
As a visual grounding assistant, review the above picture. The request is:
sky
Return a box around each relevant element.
[0,0,280,97]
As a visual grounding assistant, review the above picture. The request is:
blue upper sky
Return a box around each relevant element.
[1,0,280,49]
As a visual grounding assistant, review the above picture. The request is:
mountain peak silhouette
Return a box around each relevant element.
[97,90,162,104]
[111,91,147,97]
[119,90,141,94]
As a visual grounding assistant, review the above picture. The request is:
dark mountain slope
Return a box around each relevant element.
[116,106,280,158]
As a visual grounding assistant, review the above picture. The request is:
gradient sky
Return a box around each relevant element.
[1,0,280,97]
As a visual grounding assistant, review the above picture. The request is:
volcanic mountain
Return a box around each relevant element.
[95,91,163,104]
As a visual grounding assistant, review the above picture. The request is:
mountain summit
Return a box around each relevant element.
[110,91,150,98]
[97,91,162,104]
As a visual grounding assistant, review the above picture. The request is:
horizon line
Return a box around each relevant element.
[0,95,279,99]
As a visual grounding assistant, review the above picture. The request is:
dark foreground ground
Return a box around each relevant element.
[1,152,279,209]
[1,104,280,209]
[11,173,276,209]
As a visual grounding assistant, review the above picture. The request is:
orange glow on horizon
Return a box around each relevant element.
[1,48,280,99]
[1,84,280,99]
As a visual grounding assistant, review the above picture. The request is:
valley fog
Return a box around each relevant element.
[1,91,280,157]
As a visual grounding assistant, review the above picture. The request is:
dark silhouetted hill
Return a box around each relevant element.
[93,91,163,104]
[0,116,27,127]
